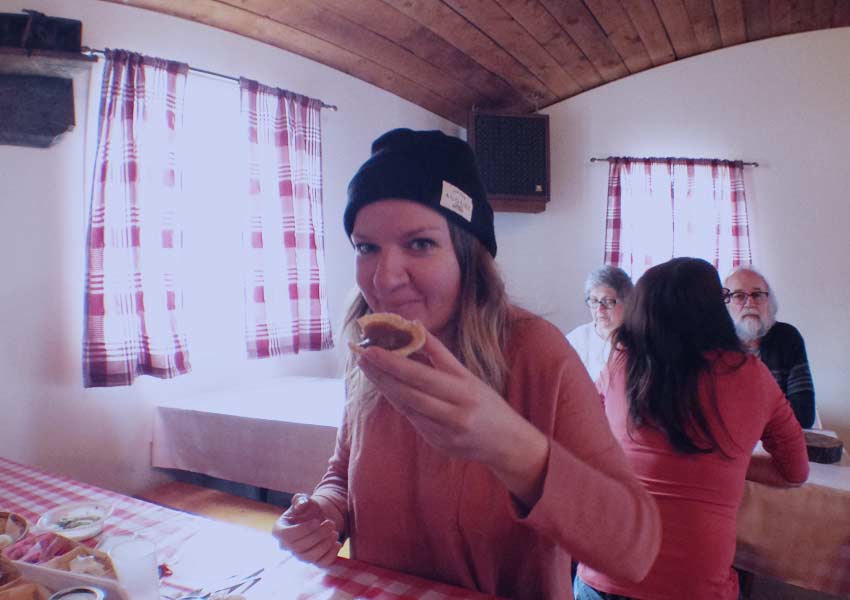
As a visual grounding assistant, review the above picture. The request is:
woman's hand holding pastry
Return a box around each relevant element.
[355,331,549,506]
[272,493,341,567]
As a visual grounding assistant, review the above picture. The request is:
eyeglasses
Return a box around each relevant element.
[722,289,770,305]
[586,297,618,310]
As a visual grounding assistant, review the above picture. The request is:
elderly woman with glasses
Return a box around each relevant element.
[566,266,634,382]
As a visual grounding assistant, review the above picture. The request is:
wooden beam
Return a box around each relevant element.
[444,0,581,99]
[834,0,850,26]
[314,0,530,111]
[233,0,477,111]
[100,0,469,123]
[791,0,818,31]
[584,0,653,74]
[621,0,677,65]
[713,0,747,45]
[812,0,837,29]
[770,0,794,35]
[540,0,629,83]
[683,0,723,52]
[742,0,771,40]
[248,0,481,108]
[385,0,559,108]
[496,0,604,92]
[832,0,850,27]
[92,0,847,126]
[653,0,700,59]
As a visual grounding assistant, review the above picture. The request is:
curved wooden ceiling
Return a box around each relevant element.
[100,0,850,126]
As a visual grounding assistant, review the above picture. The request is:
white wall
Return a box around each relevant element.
[497,27,850,443]
[1,0,847,494]
[0,0,456,493]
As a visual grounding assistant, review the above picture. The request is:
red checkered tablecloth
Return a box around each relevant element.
[0,457,498,599]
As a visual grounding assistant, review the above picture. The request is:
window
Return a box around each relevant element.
[83,52,332,387]
[603,157,752,281]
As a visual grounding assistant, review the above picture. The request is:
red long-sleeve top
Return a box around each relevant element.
[579,351,809,600]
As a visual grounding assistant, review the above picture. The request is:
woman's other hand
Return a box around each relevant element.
[355,331,550,507]
[272,493,342,567]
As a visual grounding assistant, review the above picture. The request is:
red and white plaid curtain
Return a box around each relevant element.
[603,157,751,281]
[83,50,191,387]
[240,79,332,358]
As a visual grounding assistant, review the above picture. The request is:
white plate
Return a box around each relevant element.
[35,502,113,541]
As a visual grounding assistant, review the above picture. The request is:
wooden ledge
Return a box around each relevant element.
[0,47,97,77]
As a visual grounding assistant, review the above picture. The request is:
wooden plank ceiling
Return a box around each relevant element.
[100,0,850,126]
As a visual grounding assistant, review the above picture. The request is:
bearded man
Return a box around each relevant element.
[723,266,816,428]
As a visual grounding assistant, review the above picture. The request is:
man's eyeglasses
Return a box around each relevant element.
[586,297,618,310]
[723,289,770,305]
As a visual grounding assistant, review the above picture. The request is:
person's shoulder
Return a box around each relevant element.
[566,321,593,342]
[765,321,807,345]
[508,306,573,353]
[709,349,764,377]
[506,307,589,382]
[771,321,800,335]
[747,353,786,391]
[710,351,780,397]
[509,306,562,336]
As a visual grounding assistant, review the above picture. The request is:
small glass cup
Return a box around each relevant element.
[108,538,160,600]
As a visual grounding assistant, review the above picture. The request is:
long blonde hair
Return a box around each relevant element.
[344,221,511,405]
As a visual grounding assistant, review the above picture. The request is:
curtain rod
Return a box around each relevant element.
[82,47,338,111]
[590,156,758,167]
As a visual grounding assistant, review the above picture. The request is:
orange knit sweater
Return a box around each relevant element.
[313,309,661,600]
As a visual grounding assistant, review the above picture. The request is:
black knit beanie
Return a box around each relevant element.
[344,128,497,257]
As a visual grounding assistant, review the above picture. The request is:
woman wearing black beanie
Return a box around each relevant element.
[274,128,661,600]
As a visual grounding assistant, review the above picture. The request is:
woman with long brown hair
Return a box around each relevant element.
[576,257,809,600]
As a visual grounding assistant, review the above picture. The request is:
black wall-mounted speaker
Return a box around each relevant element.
[0,11,82,52]
[468,111,550,213]
[0,74,75,148]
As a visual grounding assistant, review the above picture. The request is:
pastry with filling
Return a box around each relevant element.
[351,313,426,357]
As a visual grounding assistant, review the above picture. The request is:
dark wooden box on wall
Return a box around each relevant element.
[0,11,82,52]
[0,11,90,148]
[468,111,550,213]
[0,74,75,147]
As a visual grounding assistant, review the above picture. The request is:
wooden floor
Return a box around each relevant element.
[136,480,349,557]
[137,480,284,532]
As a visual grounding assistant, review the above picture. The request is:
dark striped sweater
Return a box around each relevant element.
[757,321,816,428]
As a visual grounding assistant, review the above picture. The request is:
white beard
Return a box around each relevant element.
[735,314,771,344]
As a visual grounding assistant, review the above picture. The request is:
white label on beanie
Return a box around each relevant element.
[440,181,473,222]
